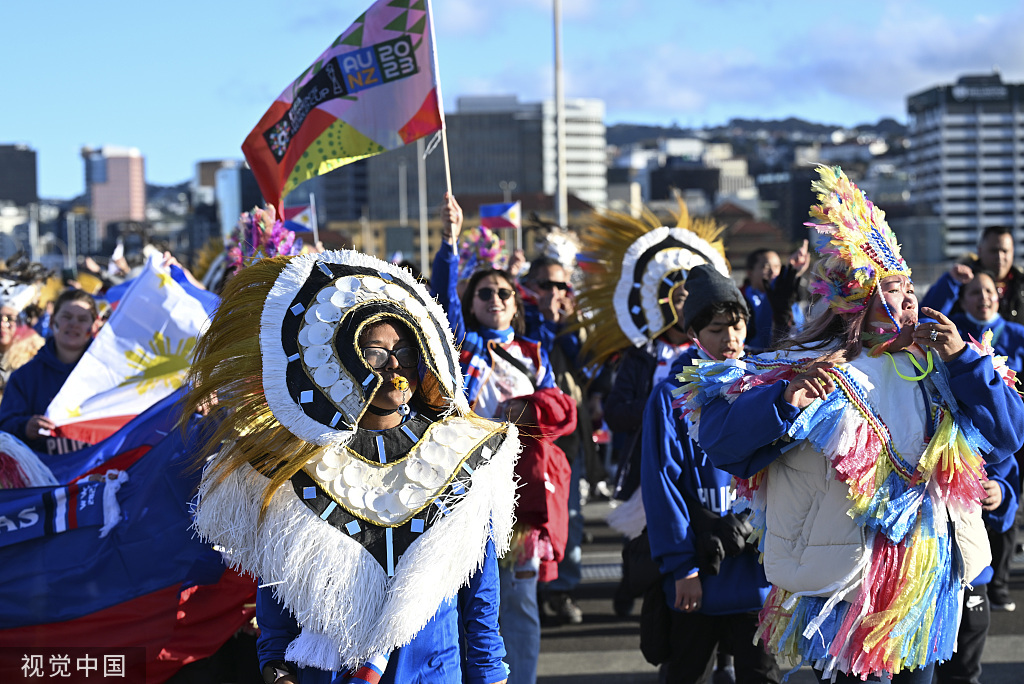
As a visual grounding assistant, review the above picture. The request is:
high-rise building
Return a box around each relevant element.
[366,95,607,221]
[287,160,368,224]
[81,145,146,249]
[0,144,38,205]
[907,72,1024,258]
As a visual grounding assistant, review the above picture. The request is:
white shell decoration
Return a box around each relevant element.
[335,276,362,292]
[303,345,333,368]
[313,362,341,387]
[321,449,342,469]
[330,290,356,309]
[304,306,322,325]
[305,321,334,345]
[315,460,340,482]
[315,301,342,323]
[330,376,354,403]
[383,283,409,302]
[302,416,493,526]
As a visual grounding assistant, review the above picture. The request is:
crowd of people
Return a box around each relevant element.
[1,164,1022,684]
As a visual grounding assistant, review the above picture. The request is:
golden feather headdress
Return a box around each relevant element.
[183,249,469,513]
[573,199,728,372]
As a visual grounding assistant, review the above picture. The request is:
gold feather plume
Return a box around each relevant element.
[181,254,320,518]
[573,199,727,374]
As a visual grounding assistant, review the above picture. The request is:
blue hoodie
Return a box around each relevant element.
[641,347,771,615]
[0,337,88,454]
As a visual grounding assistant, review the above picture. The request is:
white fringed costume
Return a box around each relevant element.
[186,250,518,677]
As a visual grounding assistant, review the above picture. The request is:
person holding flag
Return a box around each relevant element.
[432,193,575,684]
[0,289,101,455]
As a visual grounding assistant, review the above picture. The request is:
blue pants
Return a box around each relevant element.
[499,556,540,684]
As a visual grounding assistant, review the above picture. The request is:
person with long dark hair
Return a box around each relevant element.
[677,167,1024,683]
[431,194,576,684]
[0,289,101,455]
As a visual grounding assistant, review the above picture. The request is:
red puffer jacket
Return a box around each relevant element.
[514,386,576,582]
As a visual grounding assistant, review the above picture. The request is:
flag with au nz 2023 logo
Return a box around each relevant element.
[243,0,445,209]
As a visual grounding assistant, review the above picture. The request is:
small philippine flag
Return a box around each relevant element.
[479,201,521,230]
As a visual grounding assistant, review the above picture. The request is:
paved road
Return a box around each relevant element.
[537,500,1024,684]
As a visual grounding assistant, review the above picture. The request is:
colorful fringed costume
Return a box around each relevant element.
[184,250,517,682]
[674,341,1023,679]
[673,166,1024,680]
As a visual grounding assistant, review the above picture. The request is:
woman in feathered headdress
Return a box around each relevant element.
[184,248,516,683]
[676,166,1024,682]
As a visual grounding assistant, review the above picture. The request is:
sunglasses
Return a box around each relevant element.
[475,287,515,302]
[537,280,570,292]
[361,346,420,369]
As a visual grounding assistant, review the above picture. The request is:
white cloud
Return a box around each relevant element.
[562,2,1024,124]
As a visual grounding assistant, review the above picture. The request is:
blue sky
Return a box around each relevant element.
[3,0,1023,199]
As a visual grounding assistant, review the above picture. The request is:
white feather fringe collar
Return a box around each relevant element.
[193,424,519,671]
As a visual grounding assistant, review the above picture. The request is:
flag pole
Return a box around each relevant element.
[426,0,452,196]
[417,137,429,275]
[309,192,320,248]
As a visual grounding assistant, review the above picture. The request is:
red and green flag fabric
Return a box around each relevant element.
[243,0,444,209]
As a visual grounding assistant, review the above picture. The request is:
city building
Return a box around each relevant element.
[610,137,759,215]
[0,144,38,206]
[288,160,368,224]
[366,95,607,222]
[907,72,1024,258]
[81,145,146,252]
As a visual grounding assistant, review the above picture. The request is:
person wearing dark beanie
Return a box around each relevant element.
[640,262,779,683]
[681,264,748,336]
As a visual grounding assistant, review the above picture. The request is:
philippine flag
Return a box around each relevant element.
[282,205,314,233]
[479,201,521,230]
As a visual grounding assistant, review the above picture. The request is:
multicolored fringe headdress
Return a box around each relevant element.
[185,249,517,671]
[806,165,910,315]
[457,225,506,281]
[225,205,304,276]
[574,200,729,372]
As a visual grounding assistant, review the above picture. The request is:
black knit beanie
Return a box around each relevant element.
[681,264,747,332]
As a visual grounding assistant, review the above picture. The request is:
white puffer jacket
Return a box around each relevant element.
[761,351,989,595]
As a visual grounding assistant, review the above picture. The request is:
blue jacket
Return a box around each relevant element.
[972,455,1020,586]
[950,312,1024,374]
[697,346,1024,481]
[0,337,83,454]
[641,348,771,615]
[742,284,805,353]
[256,539,507,684]
[742,285,773,352]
